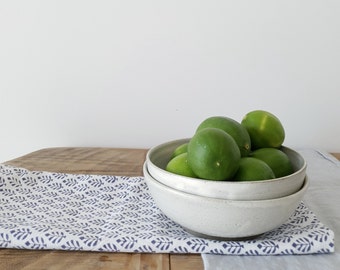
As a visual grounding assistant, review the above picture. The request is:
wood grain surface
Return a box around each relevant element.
[330,152,340,160]
[2,147,204,270]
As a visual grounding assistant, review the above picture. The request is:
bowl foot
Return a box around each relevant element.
[183,227,263,241]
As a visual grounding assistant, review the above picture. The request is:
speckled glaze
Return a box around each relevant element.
[143,162,309,239]
[146,138,306,200]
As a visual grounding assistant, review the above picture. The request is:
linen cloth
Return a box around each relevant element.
[0,150,335,256]
[202,149,340,269]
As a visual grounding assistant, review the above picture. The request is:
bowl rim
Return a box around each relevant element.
[143,161,309,203]
[146,138,307,185]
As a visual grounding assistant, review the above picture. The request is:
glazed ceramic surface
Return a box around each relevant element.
[146,138,306,200]
[144,162,309,239]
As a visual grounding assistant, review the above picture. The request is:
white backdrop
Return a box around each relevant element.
[1,1,340,162]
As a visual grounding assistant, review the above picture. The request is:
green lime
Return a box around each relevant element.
[241,110,285,150]
[196,116,251,157]
[165,152,197,177]
[250,148,293,178]
[170,143,188,159]
[187,128,241,180]
[233,157,275,181]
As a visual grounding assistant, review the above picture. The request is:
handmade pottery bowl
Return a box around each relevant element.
[146,138,306,200]
[144,162,309,239]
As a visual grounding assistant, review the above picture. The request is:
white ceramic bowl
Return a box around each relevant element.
[144,162,309,239]
[146,138,307,200]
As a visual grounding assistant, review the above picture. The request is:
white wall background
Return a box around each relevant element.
[1,0,340,162]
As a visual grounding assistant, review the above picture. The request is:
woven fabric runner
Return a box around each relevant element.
[0,164,334,255]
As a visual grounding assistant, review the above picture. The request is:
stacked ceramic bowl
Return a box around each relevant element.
[143,138,308,239]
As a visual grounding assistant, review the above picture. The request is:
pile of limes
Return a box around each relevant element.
[166,110,293,181]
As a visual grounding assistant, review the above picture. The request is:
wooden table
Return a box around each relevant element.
[1,147,204,270]
[2,148,340,270]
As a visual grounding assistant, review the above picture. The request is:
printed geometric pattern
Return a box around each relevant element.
[0,164,334,255]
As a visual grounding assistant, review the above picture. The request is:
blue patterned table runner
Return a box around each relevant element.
[0,164,334,255]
